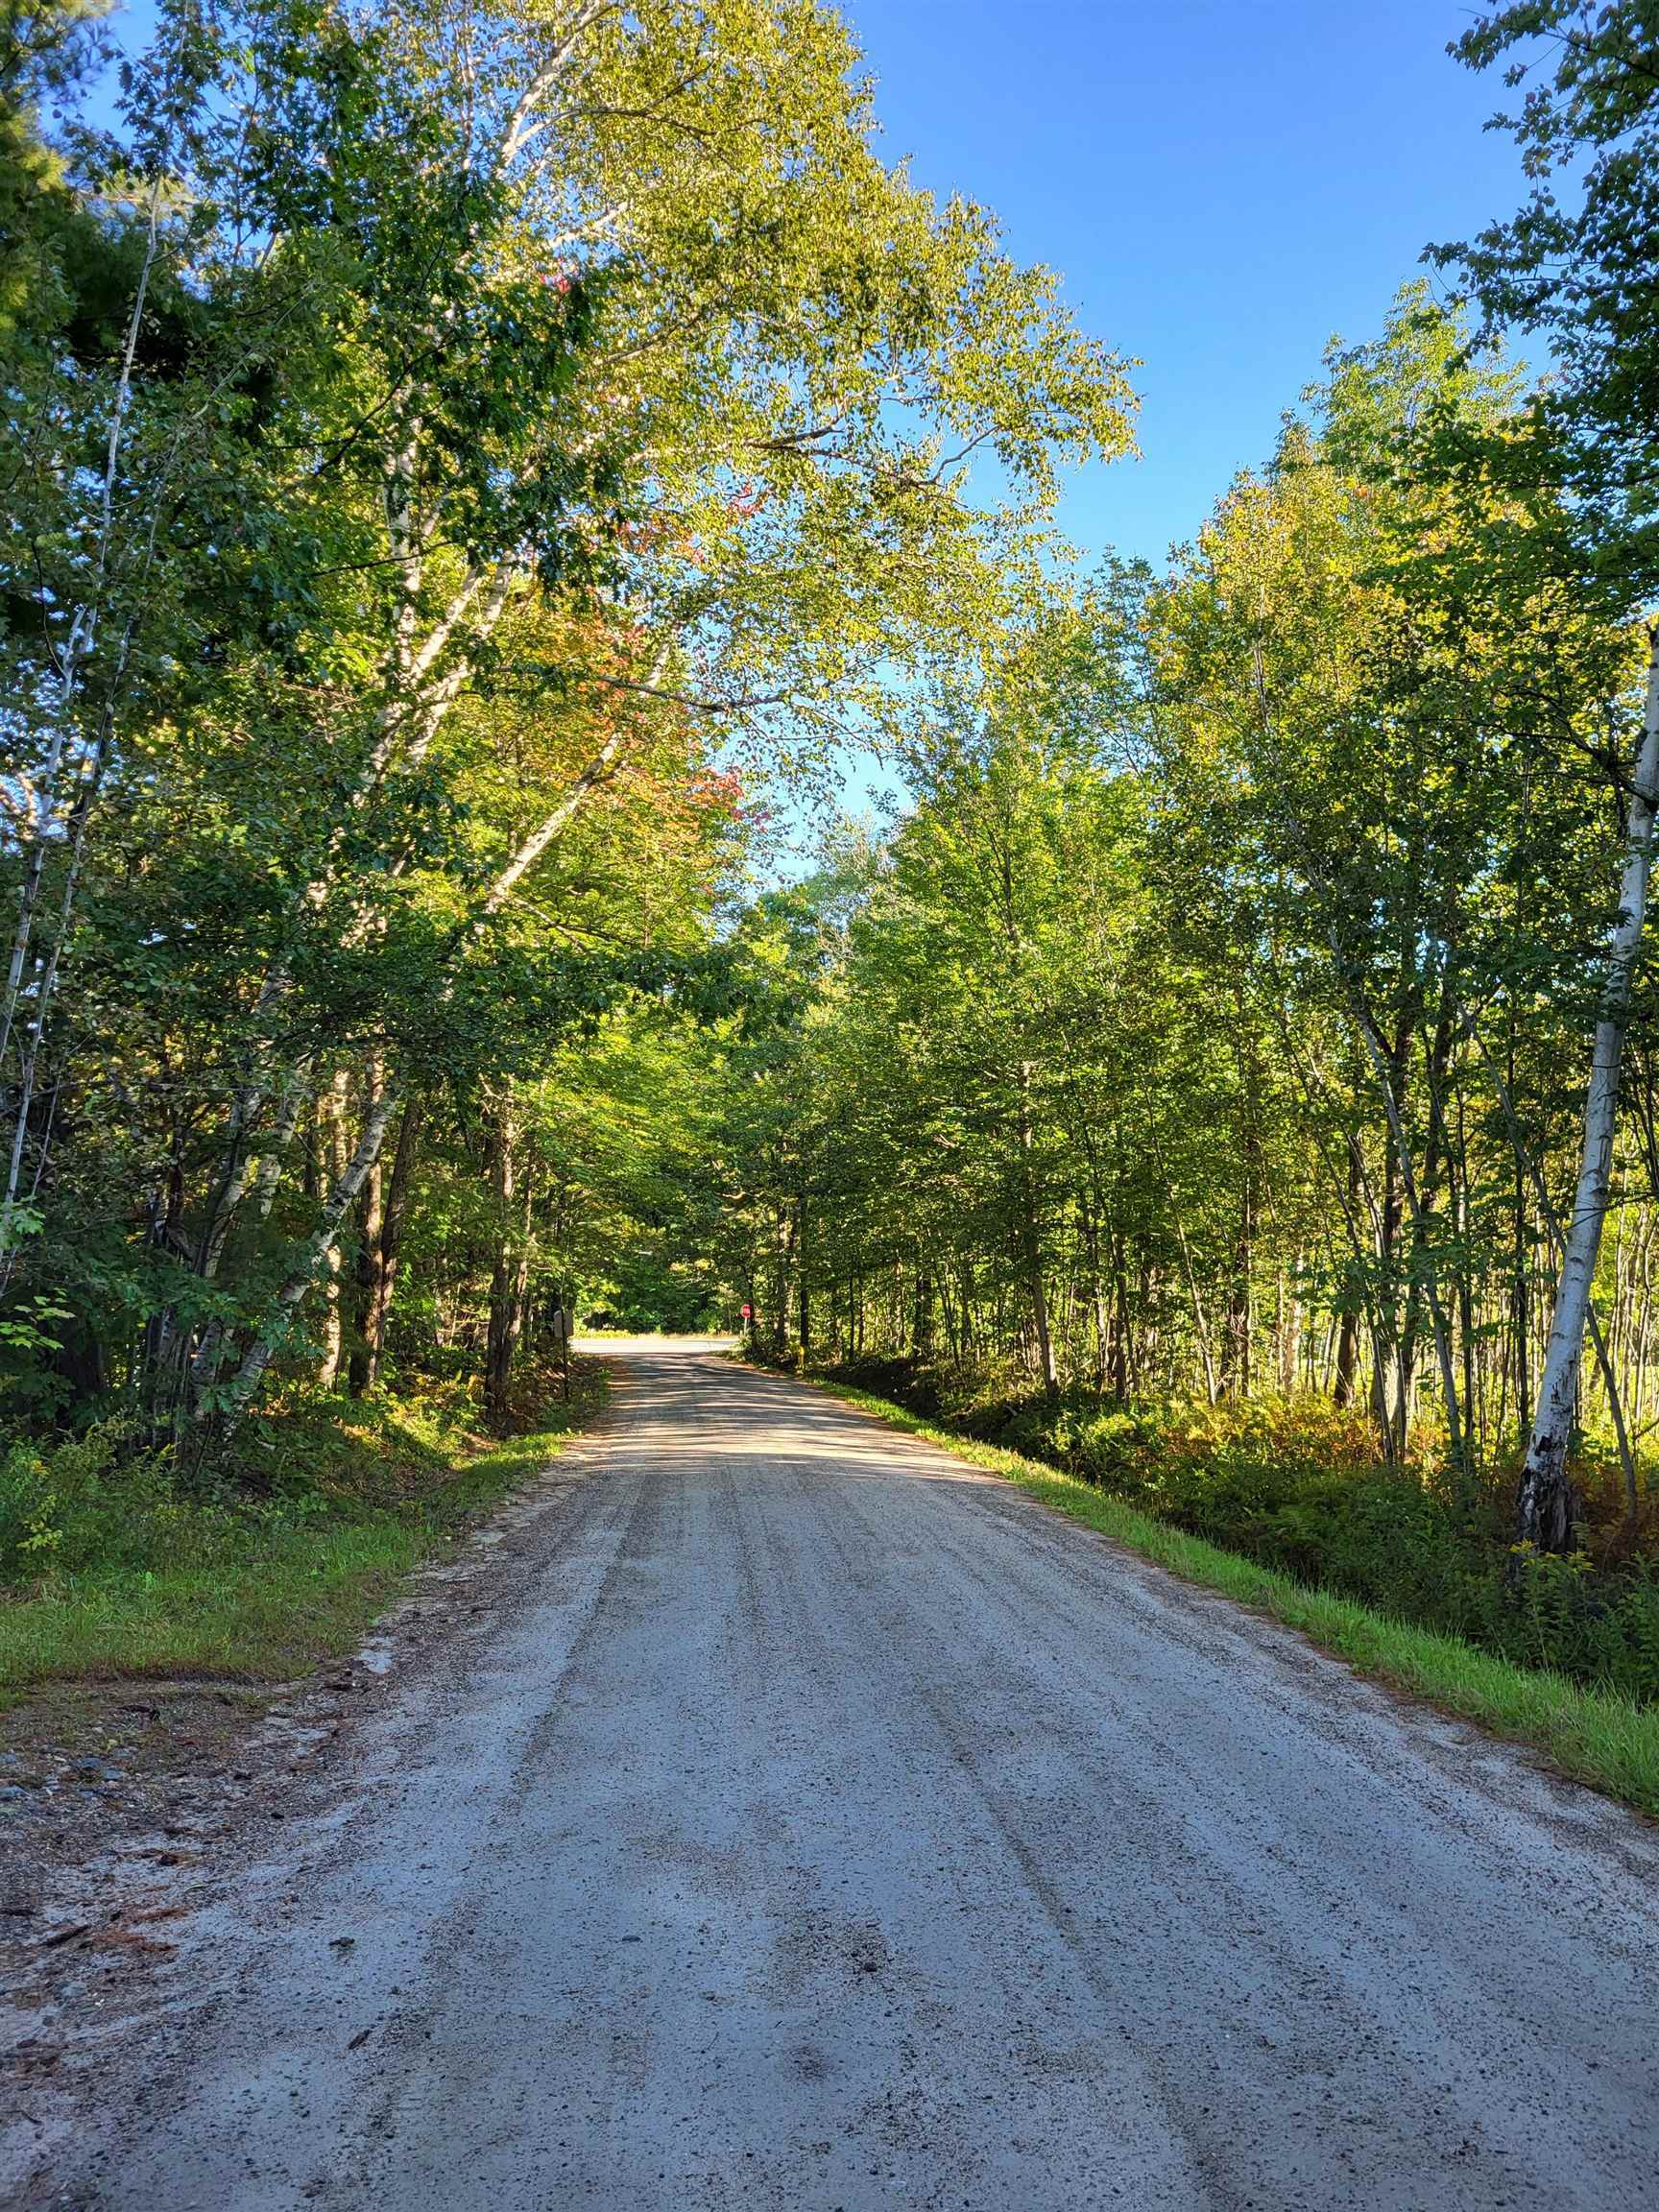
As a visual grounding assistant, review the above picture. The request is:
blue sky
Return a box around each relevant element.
[846,0,1529,565]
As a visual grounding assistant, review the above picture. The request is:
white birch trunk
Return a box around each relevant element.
[1518,624,1659,1550]
[211,1084,400,1428]
[316,1070,349,1389]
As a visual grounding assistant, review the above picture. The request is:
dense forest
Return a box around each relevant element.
[6,1,1659,1695]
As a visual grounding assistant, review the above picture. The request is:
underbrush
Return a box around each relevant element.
[0,1355,605,1694]
[811,1355,1659,1706]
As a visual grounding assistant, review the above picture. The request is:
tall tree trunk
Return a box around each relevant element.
[1084,1214,1109,1391]
[486,1092,534,1423]
[1350,990,1465,1469]
[1518,634,1659,1548]
[1109,1226,1130,1403]
[772,1201,794,1355]
[1368,1029,1409,1457]
[209,1078,400,1434]
[365,1094,422,1390]
[796,1194,809,1354]
[911,1258,933,1358]
[1474,1023,1638,1515]
[1334,1282,1361,1407]
[1278,1265,1302,1394]
[1155,1150,1218,1406]
[1016,1062,1058,1396]
[317,1071,349,1390]
[347,1053,386,1396]
[1510,1025,1532,1444]
[1222,987,1261,1398]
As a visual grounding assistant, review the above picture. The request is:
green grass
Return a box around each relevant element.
[0,1376,605,1697]
[815,1376,1659,1822]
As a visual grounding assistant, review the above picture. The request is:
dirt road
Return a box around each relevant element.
[53,1340,1659,2208]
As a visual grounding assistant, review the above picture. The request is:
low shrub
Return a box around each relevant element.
[0,1391,464,1593]
[0,1426,236,1583]
[0,1364,605,1692]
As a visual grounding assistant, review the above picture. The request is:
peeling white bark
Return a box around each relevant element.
[1519,624,1659,1550]
[212,1082,400,1427]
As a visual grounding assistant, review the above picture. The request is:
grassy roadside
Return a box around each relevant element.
[0,1366,606,1699]
[812,1374,1659,1821]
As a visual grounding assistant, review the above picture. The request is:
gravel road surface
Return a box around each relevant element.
[64,1339,1659,2209]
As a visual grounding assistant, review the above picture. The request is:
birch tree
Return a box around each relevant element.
[1440,1,1659,1547]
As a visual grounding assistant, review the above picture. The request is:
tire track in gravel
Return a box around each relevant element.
[37,1338,1659,2212]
